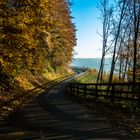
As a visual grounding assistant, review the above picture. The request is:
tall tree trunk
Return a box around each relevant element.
[97,0,111,83]
[108,0,126,84]
[122,57,128,81]
[119,57,122,81]
[133,0,140,83]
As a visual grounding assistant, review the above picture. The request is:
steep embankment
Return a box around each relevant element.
[0,0,76,119]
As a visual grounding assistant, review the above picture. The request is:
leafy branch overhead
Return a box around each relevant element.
[0,0,76,76]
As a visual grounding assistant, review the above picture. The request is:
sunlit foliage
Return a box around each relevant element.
[0,0,76,102]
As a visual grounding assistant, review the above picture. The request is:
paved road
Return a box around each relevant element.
[0,82,134,140]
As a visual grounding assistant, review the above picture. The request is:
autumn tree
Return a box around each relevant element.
[0,0,76,99]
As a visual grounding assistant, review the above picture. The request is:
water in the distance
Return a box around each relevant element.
[71,58,112,72]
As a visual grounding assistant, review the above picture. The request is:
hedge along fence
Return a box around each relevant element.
[67,82,140,108]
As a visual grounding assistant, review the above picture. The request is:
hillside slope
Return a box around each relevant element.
[0,0,76,119]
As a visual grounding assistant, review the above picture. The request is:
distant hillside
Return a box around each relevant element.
[71,58,112,72]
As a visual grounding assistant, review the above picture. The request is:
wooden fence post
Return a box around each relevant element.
[136,83,140,107]
[138,94,140,108]
[132,82,135,102]
[111,84,115,103]
[68,83,71,94]
[84,84,87,100]
[95,84,98,99]
[72,83,74,95]
[69,83,71,94]
[76,84,79,96]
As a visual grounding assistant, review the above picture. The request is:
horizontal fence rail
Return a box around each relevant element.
[67,82,140,106]
[0,73,76,109]
[71,66,89,74]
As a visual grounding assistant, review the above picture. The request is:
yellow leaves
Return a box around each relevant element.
[0,0,76,121]
[0,0,6,5]
[1,0,76,86]
[9,53,13,58]
[0,56,3,65]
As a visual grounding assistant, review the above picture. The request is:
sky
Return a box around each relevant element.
[71,0,103,58]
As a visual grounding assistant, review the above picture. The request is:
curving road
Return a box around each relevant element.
[0,81,133,140]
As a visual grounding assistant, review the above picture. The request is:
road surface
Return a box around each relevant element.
[0,81,134,140]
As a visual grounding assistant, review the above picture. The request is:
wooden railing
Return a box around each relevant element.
[0,73,76,109]
[67,82,140,106]
[71,66,88,74]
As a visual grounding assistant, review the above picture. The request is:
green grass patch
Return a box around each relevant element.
[75,69,98,83]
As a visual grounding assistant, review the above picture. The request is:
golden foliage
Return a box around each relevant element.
[0,0,76,116]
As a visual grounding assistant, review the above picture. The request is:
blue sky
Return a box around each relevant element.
[71,0,102,58]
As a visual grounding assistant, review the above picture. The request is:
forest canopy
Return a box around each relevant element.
[0,0,76,100]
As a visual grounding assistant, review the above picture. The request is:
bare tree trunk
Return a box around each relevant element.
[119,56,122,81]
[133,0,140,83]
[122,29,132,81]
[108,0,126,84]
[122,57,128,81]
[97,0,112,83]
[97,55,104,83]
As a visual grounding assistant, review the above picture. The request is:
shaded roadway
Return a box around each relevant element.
[0,81,134,140]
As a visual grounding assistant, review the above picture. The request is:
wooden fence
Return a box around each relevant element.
[68,82,140,106]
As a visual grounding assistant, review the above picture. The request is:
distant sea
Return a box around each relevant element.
[71,58,112,72]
